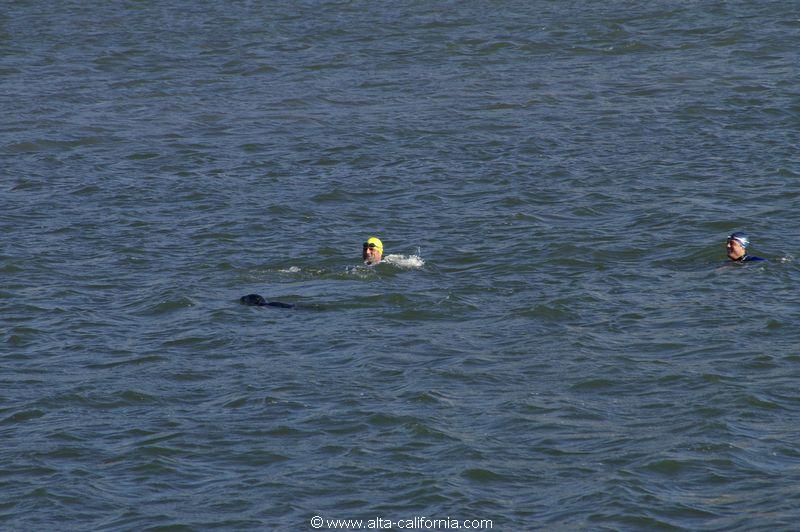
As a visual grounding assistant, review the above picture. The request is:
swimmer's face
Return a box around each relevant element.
[363,243,382,264]
[726,238,746,260]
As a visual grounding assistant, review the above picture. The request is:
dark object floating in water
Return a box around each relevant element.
[240,293,294,309]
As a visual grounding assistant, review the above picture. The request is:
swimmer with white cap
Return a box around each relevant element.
[726,231,765,262]
[362,236,383,265]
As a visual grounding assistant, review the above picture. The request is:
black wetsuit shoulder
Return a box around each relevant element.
[742,255,766,262]
[240,293,294,308]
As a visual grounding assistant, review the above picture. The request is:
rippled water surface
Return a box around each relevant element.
[3,1,800,529]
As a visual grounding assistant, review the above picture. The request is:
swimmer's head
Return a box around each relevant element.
[726,231,749,260]
[728,232,750,248]
[362,236,383,264]
[364,237,383,255]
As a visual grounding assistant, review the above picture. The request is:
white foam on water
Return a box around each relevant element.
[383,253,425,269]
[345,264,376,277]
[278,266,302,273]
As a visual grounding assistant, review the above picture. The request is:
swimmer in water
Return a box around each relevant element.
[726,231,765,262]
[239,294,294,308]
[362,236,383,265]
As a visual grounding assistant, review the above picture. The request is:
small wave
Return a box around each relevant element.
[383,254,425,269]
[345,264,377,277]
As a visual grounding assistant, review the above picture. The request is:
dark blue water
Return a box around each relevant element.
[3,1,800,529]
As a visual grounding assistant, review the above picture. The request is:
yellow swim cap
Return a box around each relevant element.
[365,236,383,255]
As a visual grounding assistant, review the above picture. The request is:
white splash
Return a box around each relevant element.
[383,254,425,269]
[278,266,301,273]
